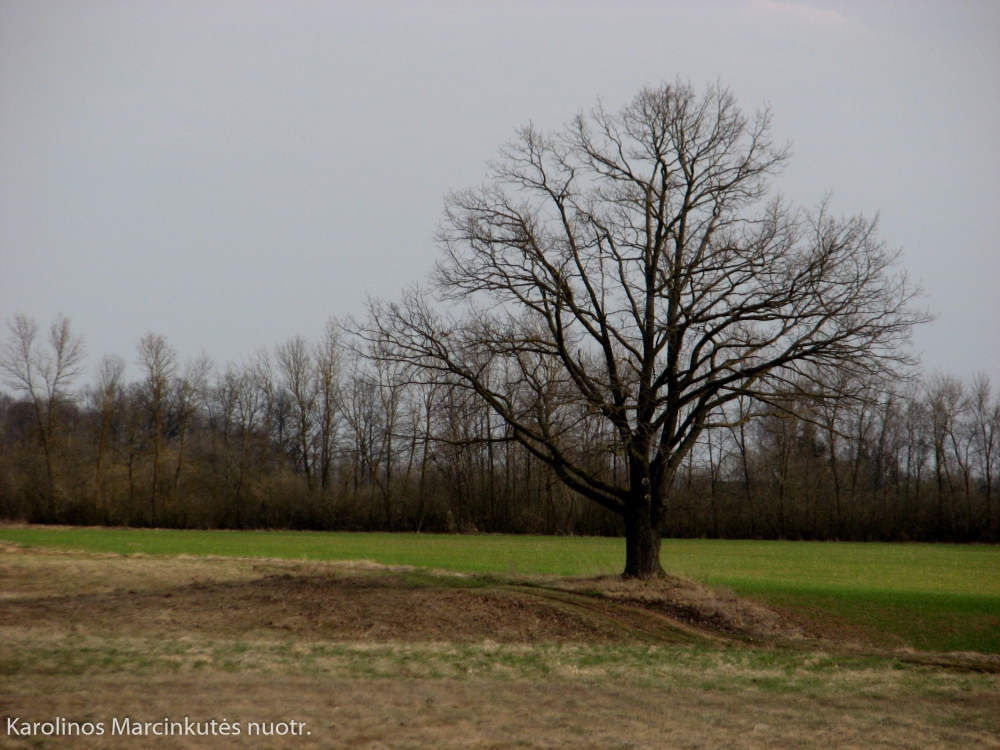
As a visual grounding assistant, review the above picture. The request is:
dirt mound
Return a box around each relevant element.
[540,575,805,642]
[1,566,713,644]
[0,544,803,646]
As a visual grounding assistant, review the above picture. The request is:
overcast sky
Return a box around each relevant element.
[1,0,998,386]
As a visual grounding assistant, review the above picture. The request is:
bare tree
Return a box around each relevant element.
[969,375,998,535]
[314,319,342,497]
[89,354,126,518]
[360,81,927,577]
[926,374,964,535]
[367,332,411,528]
[899,382,929,535]
[408,378,443,531]
[726,395,760,538]
[172,353,213,499]
[276,336,317,490]
[1,314,85,514]
[229,363,266,527]
[247,347,277,484]
[209,365,240,523]
[340,350,382,523]
[136,332,178,525]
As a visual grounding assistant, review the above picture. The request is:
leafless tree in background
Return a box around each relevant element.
[136,333,177,526]
[210,365,240,523]
[314,320,342,499]
[88,354,126,520]
[360,80,928,577]
[969,374,999,534]
[0,316,994,541]
[276,336,317,491]
[173,353,213,502]
[926,375,965,536]
[247,347,277,487]
[1,314,85,516]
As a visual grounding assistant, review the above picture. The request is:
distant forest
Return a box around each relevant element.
[1,314,997,542]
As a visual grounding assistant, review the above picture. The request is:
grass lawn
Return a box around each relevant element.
[1,525,997,653]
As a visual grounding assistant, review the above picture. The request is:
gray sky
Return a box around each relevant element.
[2,0,998,384]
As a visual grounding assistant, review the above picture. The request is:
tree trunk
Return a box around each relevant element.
[622,500,665,579]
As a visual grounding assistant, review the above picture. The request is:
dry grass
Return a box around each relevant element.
[539,574,807,643]
[2,541,999,749]
[3,671,999,750]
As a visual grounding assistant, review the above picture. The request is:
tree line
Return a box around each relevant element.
[1,313,996,542]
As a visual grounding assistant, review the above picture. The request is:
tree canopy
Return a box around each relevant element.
[361,80,926,577]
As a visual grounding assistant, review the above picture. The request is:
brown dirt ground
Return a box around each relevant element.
[0,541,758,645]
[0,566,700,645]
[0,540,801,645]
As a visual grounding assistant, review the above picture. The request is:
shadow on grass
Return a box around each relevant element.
[730,582,1000,654]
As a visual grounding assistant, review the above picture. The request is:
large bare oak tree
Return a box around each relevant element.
[361,81,926,578]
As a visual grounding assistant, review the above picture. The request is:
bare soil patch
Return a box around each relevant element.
[0,540,799,646]
[540,574,806,642]
[0,566,681,645]
[2,569,642,644]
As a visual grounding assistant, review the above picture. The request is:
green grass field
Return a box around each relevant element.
[2,526,997,653]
